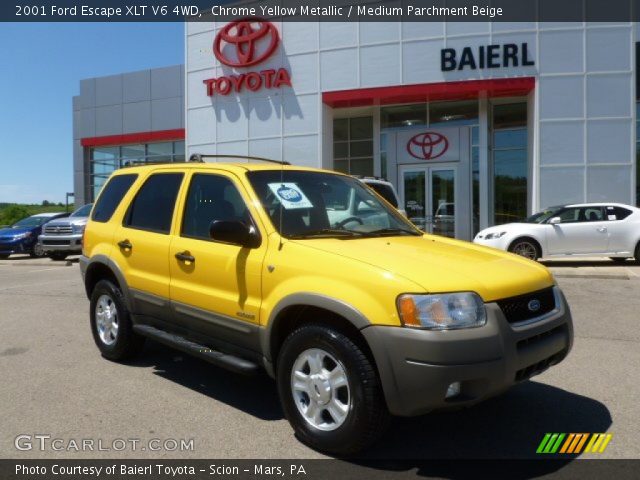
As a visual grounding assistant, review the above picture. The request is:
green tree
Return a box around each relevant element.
[0,205,30,226]
[42,200,50,206]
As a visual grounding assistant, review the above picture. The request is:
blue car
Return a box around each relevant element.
[0,212,69,259]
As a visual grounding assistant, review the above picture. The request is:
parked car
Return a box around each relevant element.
[0,212,68,258]
[355,176,406,216]
[38,204,93,261]
[81,161,573,455]
[474,203,640,262]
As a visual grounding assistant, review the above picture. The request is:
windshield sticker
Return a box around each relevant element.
[268,183,313,210]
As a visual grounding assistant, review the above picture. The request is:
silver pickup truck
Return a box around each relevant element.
[38,204,92,260]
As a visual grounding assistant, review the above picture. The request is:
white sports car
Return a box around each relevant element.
[474,203,640,263]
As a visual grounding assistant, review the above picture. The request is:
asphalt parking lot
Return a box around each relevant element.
[1,255,638,461]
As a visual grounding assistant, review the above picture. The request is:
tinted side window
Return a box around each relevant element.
[582,207,604,222]
[182,174,250,240]
[124,173,183,233]
[557,208,581,223]
[92,174,137,223]
[608,206,633,220]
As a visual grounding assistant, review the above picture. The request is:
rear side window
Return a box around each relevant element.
[366,183,398,208]
[91,174,137,223]
[124,173,184,234]
[606,206,633,221]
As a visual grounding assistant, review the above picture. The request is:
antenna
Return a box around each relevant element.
[188,153,290,165]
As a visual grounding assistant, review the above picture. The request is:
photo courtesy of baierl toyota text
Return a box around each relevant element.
[1,0,639,479]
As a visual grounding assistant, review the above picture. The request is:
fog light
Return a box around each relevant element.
[446,382,461,399]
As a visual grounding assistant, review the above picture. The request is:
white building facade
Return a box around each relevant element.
[186,21,640,239]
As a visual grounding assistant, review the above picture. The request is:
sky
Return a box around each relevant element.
[0,22,184,204]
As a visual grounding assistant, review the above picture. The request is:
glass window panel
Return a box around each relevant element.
[173,140,185,155]
[429,100,478,127]
[121,144,145,159]
[334,118,348,142]
[334,159,349,174]
[493,103,527,129]
[125,173,184,233]
[381,152,387,180]
[91,147,119,161]
[380,133,387,152]
[350,117,373,140]
[147,142,173,156]
[494,149,528,225]
[472,126,479,146]
[145,155,172,164]
[494,129,528,149]
[636,143,640,206]
[333,142,348,159]
[349,158,373,176]
[472,146,480,235]
[91,160,117,175]
[350,140,373,157]
[403,171,426,229]
[174,154,185,162]
[381,104,427,129]
[432,169,456,238]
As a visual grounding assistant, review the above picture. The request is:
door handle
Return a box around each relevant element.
[597,227,607,233]
[175,251,195,263]
[117,239,132,250]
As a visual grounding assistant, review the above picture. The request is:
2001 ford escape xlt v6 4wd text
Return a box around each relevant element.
[80,157,573,455]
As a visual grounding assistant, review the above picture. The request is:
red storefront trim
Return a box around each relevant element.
[81,129,185,148]
[322,78,535,108]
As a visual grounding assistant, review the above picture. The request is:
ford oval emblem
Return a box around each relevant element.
[528,299,541,312]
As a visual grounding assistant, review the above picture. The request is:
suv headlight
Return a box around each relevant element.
[72,224,86,234]
[397,292,486,330]
[484,231,506,240]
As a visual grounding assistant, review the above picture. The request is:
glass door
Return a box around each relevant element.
[400,166,457,238]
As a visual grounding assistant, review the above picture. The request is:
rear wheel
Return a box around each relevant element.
[277,324,389,455]
[49,252,68,261]
[635,242,640,265]
[90,279,144,361]
[509,238,541,261]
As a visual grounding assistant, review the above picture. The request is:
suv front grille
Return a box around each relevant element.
[44,225,73,235]
[497,287,556,324]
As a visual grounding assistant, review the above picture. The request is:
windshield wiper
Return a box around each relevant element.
[287,229,363,239]
[361,227,421,237]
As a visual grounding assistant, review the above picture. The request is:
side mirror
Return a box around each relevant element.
[209,221,260,248]
[549,217,561,225]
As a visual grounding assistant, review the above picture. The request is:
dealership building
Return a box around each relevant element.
[74,21,640,240]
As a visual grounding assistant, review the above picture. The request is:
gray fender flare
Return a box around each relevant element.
[260,293,371,366]
[81,254,133,311]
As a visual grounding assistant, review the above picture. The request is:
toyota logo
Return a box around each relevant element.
[213,18,279,68]
[407,132,449,160]
[527,299,541,312]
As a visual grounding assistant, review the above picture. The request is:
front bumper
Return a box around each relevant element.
[473,235,511,251]
[362,287,573,416]
[0,238,31,255]
[38,234,83,253]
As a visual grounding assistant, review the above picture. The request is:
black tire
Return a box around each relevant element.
[30,243,45,258]
[0,254,9,260]
[277,324,389,456]
[89,279,144,361]
[509,237,541,261]
[49,252,68,261]
[609,257,628,264]
[635,242,640,266]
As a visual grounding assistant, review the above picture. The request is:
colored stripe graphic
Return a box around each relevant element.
[537,433,612,454]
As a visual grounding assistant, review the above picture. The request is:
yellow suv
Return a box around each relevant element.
[80,158,573,455]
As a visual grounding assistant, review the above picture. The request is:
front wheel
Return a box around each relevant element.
[49,252,68,261]
[277,324,389,455]
[0,254,9,260]
[509,238,541,261]
[610,257,628,264]
[30,243,45,258]
[90,279,144,361]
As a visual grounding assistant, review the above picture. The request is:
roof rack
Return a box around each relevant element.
[189,153,290,165]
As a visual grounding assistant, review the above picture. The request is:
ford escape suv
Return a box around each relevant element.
[80,159,573,455]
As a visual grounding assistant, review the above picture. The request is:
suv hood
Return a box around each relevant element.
[45,217,87,227]
[295,235,554,302]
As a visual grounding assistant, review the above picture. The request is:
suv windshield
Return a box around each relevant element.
[247,171,420,239]
[523,206,564,224]
[364,182,398,208]
[71,204,93,217]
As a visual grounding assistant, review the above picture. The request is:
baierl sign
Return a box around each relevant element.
[203,18,292,96]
